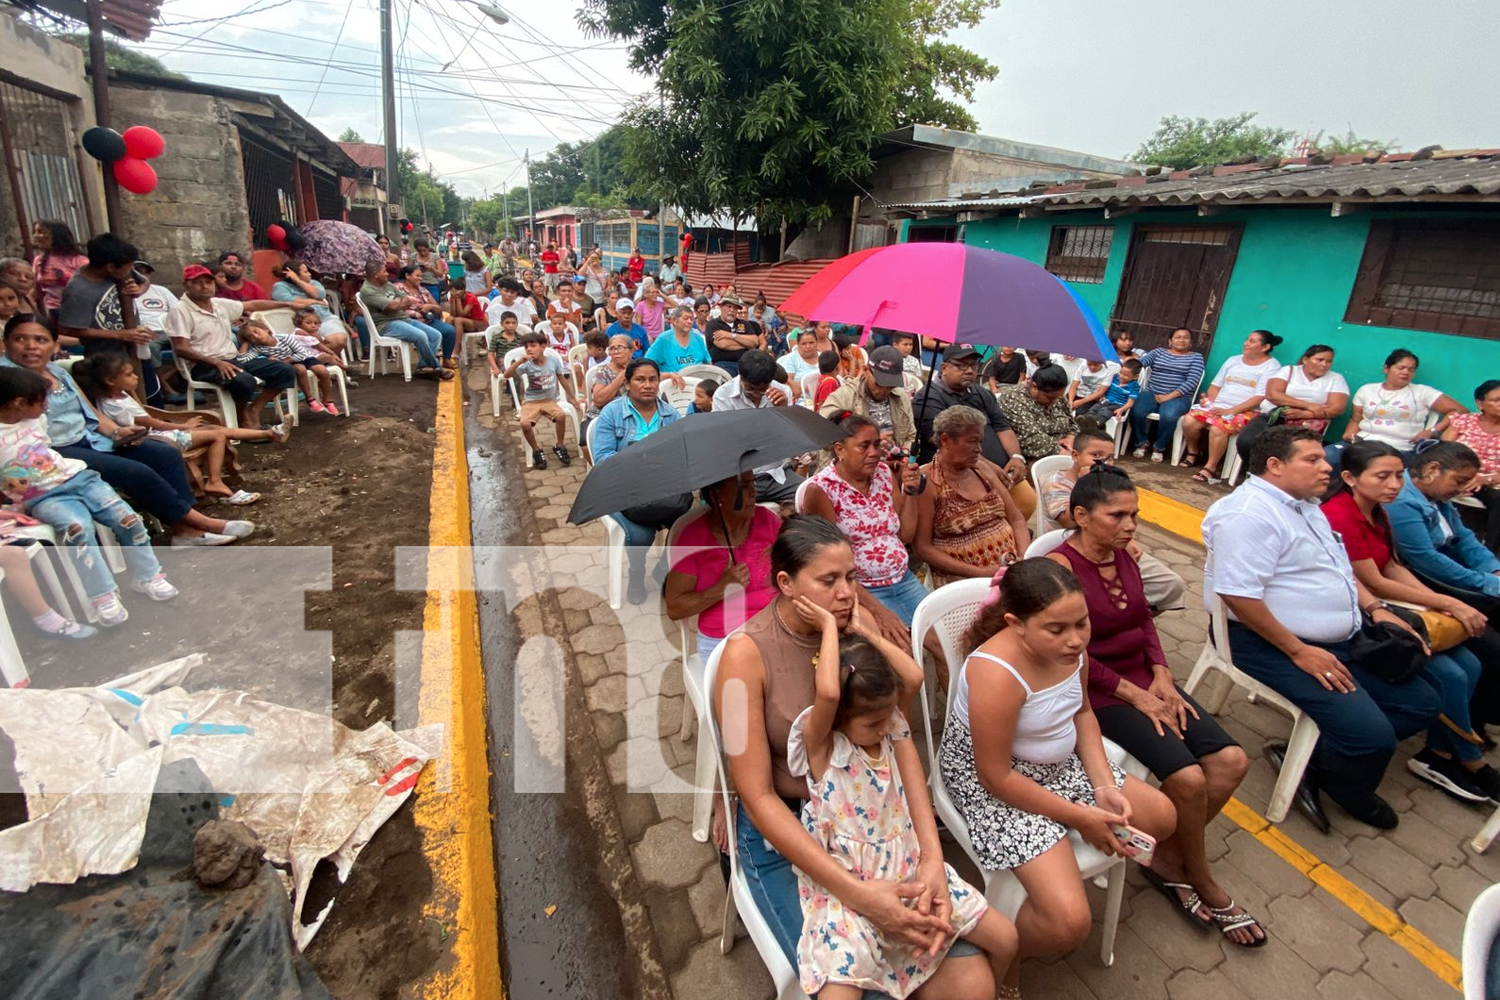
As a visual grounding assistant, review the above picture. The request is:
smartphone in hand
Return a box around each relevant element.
[1111,824,1157,865]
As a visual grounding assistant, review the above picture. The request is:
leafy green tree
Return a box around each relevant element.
[338,127,364,142]
[396,149,463,230]
[579,0,999,225]
[1308,129,1399,157]
[64,35,186,79]
[1131,113,1298,170]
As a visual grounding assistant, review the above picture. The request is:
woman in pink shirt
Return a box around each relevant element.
[666,471,781,664]
[30,220,87,319]
[634,279,668,344]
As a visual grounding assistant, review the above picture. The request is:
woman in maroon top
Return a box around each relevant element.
[1046,466,1262,947]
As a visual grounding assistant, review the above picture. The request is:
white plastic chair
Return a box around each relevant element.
[799,371,821,402]
[1025,528,1074,558]
[702,641,806,1000]
[1463,883,1500,1000]
[662,381,698,416]
[793,478,812,514]
[12,524,123,626]
[567,343,591,390]
[585,418,627,610]
[666,506,716,843]
[679,363,732,383]
[354,296,415,382]
[500,347,580,468]
[0,539,73,687]
[1028,454,1073,535]
[173,354,238,428]
[908,579,1127,966]
[1184,593,1320,824]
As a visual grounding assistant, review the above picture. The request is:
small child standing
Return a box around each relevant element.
[788,598,1016,998]
[813,350,842,409]
[1079,357,1142,425]
[891,332,923,379]
[73,354,282,505]
[503,332,578,469]
[0,367,177,626]
[237,318,338,416]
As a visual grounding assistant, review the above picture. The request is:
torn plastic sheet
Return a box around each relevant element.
[0,654,443,949]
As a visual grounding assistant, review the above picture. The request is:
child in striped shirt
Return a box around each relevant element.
[238,317,338,416]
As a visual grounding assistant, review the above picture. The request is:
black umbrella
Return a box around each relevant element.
[566,406,848,526]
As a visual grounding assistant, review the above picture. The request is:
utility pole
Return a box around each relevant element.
[380,0,399,240]
[502,183,509,239]
[525,149,535,245]
[85,0,122,233]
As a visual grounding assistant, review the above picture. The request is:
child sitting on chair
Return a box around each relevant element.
[238,317,339,416]
[72,354,283,506]
[502,332,578,470]
[0,366,177,626]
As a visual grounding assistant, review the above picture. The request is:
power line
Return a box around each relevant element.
[303,0,357,118]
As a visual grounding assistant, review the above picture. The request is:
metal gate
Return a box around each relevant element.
[313,169,342,222]
[241,134,297,248]
[1109,224,1243,353]
[0,78,92,253]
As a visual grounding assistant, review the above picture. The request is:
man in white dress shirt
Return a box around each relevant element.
[1202,426,1439,830]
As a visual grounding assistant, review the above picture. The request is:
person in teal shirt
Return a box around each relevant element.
[644,305,712,373]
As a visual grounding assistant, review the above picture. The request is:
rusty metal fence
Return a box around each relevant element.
[241,133,297,249]
[0,78,92,254]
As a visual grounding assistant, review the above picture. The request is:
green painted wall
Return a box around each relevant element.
[907,207,1499,418]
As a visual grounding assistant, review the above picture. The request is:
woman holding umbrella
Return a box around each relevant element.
[592,357,689,604]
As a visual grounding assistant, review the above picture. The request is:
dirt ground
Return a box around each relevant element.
[8,374,447,1000]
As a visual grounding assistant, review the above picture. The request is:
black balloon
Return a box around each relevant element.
[81,126,127,163]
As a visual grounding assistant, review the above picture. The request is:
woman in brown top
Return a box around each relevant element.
[915,406,1030,589]
[715,515,999,997]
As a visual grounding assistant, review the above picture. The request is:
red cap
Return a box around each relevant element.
[182,264,213,281]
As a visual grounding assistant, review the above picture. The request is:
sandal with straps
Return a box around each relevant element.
[1208,899,1268,947]
[1140,865,1210,928]
[1191,467,1220,484]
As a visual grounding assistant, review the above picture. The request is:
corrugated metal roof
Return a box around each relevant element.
[337,142,387,170]
[886,152,1500,214]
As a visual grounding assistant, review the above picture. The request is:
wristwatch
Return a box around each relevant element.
[1361,601,1390,616]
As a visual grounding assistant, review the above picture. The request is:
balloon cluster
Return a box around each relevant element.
[265,220,305,253]
[81,125,165,195]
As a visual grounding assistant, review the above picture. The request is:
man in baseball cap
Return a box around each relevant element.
[817,344,915,455]
[605,297,646,356]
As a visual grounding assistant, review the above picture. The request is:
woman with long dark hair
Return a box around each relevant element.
[30,220,86,322]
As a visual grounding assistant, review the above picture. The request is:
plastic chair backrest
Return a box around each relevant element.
[800,371,821,400]
[910,578,992,767]
[679,363,731,383]
[1029,454,1073,500]
[1463,883,1500,1000]
[793,478,812,514]
[586,411,602,464]
[1025,528,1073,558]
[251,308,296,335]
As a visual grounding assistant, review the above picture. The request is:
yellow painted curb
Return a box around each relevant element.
[1137,487,1206,544]
[413,378,503,1000]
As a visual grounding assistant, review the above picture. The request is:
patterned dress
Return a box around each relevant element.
[808,461,909,587]
[789,708,989,997]
[927,460,1018,587]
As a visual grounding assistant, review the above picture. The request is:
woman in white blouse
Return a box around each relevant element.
[1235,344,1350,462]
[1328,348,1467,468]
[1178,329,1284,483]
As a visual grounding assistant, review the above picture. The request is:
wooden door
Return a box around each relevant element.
[1109,224,1243,353]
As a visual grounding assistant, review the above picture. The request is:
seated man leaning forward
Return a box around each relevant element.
[164,264,298,430]
[1202,426,1440,831]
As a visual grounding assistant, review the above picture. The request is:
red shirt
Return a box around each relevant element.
[813,374,840,409]
[449,292,486,324]
[540,250,560,274]
[1321,490,1394,570]
[627,255,645,283]
[215,279,266,302]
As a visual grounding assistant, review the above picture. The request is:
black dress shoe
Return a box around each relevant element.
[1265,742,1331,833]
[1338,793,1399,830]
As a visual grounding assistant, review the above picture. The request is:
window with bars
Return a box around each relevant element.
[1345,219,1500,338]
[1045,225,1114,283]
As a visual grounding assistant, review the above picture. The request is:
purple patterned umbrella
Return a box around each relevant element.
[295,220,386,275]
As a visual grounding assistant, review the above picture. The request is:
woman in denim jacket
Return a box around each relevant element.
[1386,441,1500,603]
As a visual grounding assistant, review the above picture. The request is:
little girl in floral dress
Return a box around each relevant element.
[787,596,1017,998]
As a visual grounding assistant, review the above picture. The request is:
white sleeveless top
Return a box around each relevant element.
[952,650,1083,765]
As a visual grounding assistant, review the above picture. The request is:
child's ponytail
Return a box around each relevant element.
[832,637,900,728]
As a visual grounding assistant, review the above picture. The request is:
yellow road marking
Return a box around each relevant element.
[414,378,503,1000]
[1143,496,1462,993]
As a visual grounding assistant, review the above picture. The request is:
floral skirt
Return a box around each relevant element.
[938,718,1124,870]
[1186,408,1256,434]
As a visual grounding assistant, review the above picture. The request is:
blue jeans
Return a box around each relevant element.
[1226,623,1440,810]
[27,471,161,598]
[1424,647,1484,762]
[56,438,195,525]
[866,569,929,627]
[611,512,663,584]
[421,314,458,360]
[380,319,442,369]
[735,802,979,997]
[1129,393,1192,454]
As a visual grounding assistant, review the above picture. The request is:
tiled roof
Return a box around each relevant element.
[337,142,387,170]
[886,149,1500,213]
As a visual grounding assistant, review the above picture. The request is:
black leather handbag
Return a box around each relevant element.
[1347,608,1430,684]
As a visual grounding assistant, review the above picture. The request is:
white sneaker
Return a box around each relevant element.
[92,592,129,626]
[270,418,293,444]
[170,532,235,547]
[131,574,179,602]
[222,520,255,539]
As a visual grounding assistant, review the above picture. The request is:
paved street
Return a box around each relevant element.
[471,366,1482,999]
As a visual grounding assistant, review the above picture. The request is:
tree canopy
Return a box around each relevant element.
[397,149,464,231]
[64,35,185,79]
[1130,113,1298,170]
[579,0,1000,225]
[338,128,364,143]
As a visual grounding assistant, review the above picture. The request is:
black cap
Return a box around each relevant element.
[866,346,906,388]
[944,345,983,363]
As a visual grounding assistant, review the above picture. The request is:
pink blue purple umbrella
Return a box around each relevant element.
[780,242,1118,362]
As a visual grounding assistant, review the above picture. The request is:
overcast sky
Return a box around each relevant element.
[131,0,1500,198]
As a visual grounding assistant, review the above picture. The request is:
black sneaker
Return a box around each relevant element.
[1340,793,1399,830]
[1465,762,1500,801]
[532,449,547,470]
[1407,748,1488,803]
[554,445,572,466]
[1265,742,1330,833]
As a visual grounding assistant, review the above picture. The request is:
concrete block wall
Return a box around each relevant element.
[868,148,955,206]
[110,86,253,283]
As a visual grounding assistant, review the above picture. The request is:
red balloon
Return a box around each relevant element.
[122,125,165,160]
[267,224,287,250]
[112,157,157,195]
